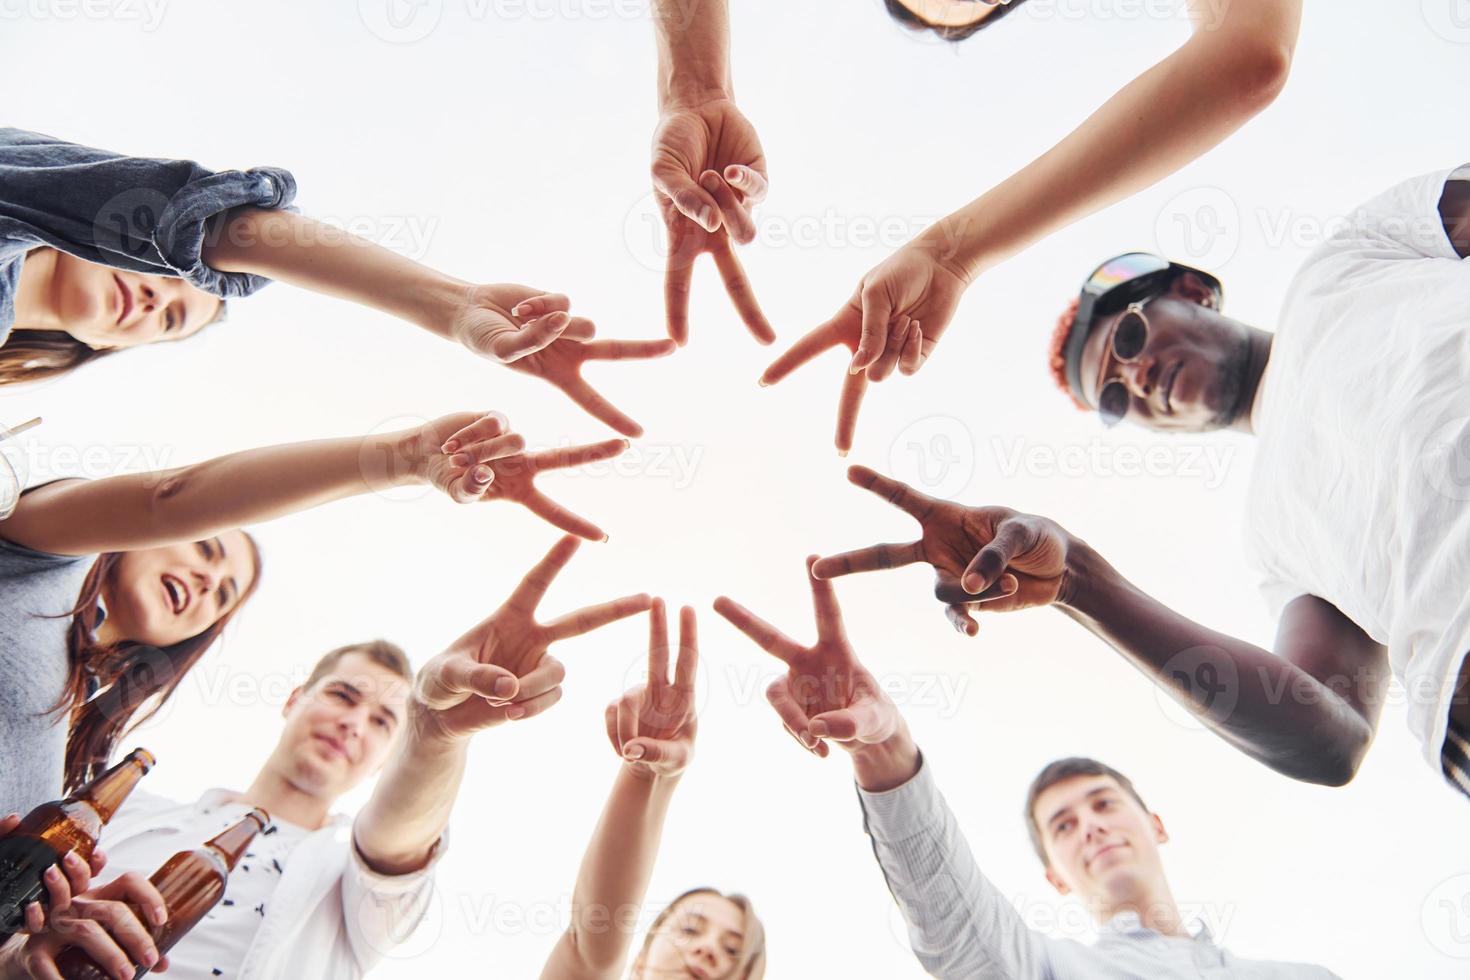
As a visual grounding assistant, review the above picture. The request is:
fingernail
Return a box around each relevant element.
[757,378,769,388]
[624,744,645,760]
[837,449,849,458]
[506,706,525,721]
[809,720,829,738]
[799,731,815,748]
[152,904,167,925]
[473,465,491,482]
[963,574,983,593]
[142,949,158,967]
[725,165,742,182]
[493,677,516,699]
[442,440,459,453]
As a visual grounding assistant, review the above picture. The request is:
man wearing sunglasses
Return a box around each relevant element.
[814,164,1470,802]
[1028,165,1470,797]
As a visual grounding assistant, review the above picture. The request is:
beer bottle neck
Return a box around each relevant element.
[204,809,269,871]
[71,748,155,824]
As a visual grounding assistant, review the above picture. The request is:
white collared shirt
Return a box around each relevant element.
[100,787,442,980]
[856,757,1340,979]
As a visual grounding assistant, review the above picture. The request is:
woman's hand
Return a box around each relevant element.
[447,284,597,363]
[0,813,107,936]
[392,412,631,540]
[4,871,169,980]
[760,243,969,454]
[605,599,699,780]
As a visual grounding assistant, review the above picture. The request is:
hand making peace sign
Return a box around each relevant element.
[605,599,700,779]
[413,535,653,743]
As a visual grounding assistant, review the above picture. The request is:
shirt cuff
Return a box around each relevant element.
[153,166,298,300]
[856,752,945,844]
[348,828,449,893]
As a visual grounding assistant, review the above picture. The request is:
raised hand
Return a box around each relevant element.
[0,813,107,936]
[652,99,774,347]
[448,284,676,436]
[397,412,628,540]
[506,336,677,438]
[714,557,900,758]
[760,245,969,454]
[413,535,652,743]
[448,283,598,363]
[812,465,1072,636]
[605,599,699,779]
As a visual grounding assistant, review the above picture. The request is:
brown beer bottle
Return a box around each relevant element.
[55,807,270,980]
[0,748,156,943]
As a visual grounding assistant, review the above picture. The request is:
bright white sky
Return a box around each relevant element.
[5,1,1470,976]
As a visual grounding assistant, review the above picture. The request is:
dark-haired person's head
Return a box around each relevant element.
[6,247,225,385]
[265,640,415,803]
[61,531,264,790]
[883,0,1027,41]
[1025,758,1172,914]
[1048,268,1264,433]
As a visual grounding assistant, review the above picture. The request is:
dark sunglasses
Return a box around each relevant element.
[1062,252,1223,421]
[1096,302,1151,427]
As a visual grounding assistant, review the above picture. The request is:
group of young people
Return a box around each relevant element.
[2,0,1463,976]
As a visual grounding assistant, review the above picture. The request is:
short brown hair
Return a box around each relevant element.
[303,640,412,691]
[1023,757,1149,865]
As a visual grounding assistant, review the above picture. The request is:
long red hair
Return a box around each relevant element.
[50,537,263,791]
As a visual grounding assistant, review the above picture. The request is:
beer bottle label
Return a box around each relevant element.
[0,841,60,932]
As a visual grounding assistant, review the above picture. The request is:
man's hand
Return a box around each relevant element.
[811,466,1072,635]
[4,872,169,980]
[652,99,773,347]
[760,244,969,454]
[506,336,676,439]
[605,599,699,780]
[714,557,902,759]
[0,814,106,936]
[412,535,653,743]
[394,412,630,540]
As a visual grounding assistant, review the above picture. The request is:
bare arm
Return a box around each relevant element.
[653,0,732,110]
[539,771,682,980]
[924,0,1300,281]
[1060,541,1389,786]
[541,600,697,980]
[203,209,467,343]
[0,428,420,557]
[1439,173,1470,258]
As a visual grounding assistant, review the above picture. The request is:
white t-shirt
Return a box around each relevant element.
[100,800,309,980]
[1245,163,1470,771]
[98,788,443,980]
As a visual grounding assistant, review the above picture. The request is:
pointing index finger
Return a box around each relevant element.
[712,596,802,665]
[508,535,581,612]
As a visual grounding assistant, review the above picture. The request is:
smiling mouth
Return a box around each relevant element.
[314,734,349,762]
[161,574,189,615]
[113,274,133,326]
[1161,361,1182,415]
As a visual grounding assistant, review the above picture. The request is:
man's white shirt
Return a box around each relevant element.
[1245,162,1470,771]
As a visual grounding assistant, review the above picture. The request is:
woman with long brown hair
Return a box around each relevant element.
[539,601,767,980]
[0,128,672,435]
[0,409,633,817]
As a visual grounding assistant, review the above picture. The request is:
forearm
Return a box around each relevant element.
[1,428,421,556]
[353,716,469,876]
[857,753,1047,979]
[653,0,731,108]
[542,767,680,979]
[920,27,1295,282]
[1058,542,1371,784]
[203,209,467,340]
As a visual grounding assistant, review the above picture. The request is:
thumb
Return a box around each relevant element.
[623,737,690,770]
[653,165,721,233]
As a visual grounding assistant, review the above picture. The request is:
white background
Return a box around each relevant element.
[5,0,1470,976]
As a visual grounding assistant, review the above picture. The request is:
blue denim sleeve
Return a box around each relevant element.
[0,128,297,300]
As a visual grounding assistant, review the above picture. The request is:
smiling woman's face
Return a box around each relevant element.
[101,530,258,647]
[48,251,222,350]
[637,893,749,980]
[890,0,1007,29]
